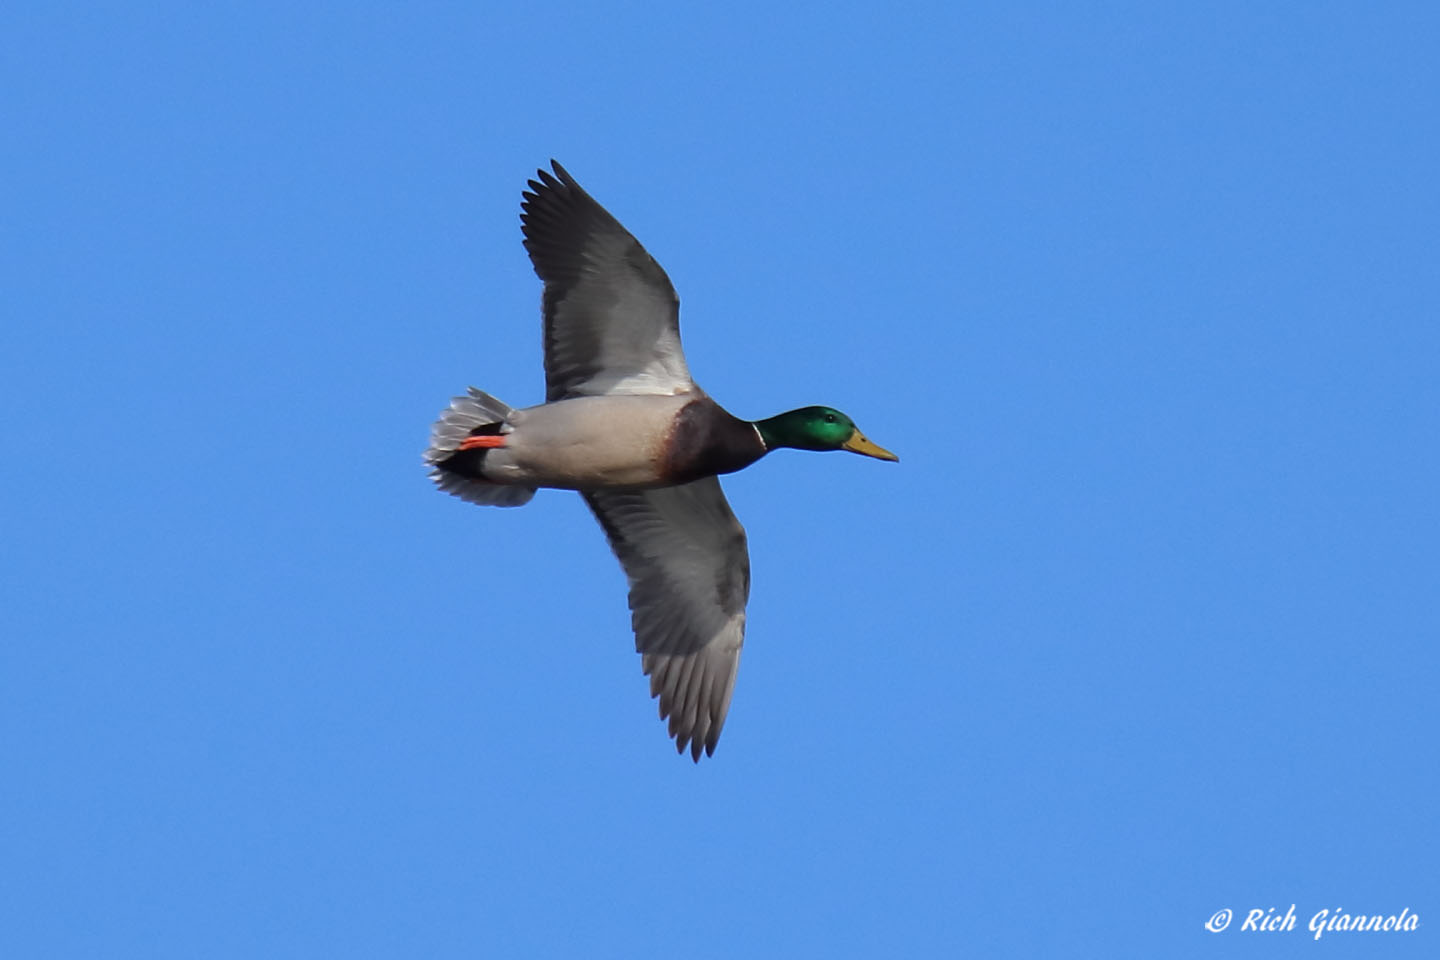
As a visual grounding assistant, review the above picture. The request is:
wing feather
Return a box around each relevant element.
[584,478,749,760]
[521,161,693,400]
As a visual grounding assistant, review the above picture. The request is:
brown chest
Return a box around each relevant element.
[661,396,767,484]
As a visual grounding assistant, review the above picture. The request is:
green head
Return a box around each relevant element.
[754,406,899,461]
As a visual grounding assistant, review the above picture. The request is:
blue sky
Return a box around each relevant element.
[2,2,1436,957]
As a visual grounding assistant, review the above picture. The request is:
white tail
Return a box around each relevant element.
[425,388,536,507]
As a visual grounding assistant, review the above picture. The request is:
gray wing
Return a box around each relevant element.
[583,478,749,761]
[521,161,693,401]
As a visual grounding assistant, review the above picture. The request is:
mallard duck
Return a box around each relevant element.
[426,161,897,760]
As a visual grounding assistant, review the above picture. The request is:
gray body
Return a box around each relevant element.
[483,394,695,490]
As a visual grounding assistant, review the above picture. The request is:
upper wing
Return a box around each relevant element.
[583,478,749,761]
[521,161,693,401]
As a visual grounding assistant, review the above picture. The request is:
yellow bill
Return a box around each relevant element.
[842,430,899,462]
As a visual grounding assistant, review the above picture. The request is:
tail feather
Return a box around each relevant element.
[426,388,536,507]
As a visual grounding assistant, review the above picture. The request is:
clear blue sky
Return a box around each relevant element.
[2,3,1436,957]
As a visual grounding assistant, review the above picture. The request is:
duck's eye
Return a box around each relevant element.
[824,414,837,423]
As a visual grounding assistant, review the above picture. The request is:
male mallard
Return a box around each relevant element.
[426,161,897,760]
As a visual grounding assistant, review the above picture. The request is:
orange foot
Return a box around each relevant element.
[458,434,507,451]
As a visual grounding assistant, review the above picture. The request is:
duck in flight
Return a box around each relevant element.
[426,161,898,760]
